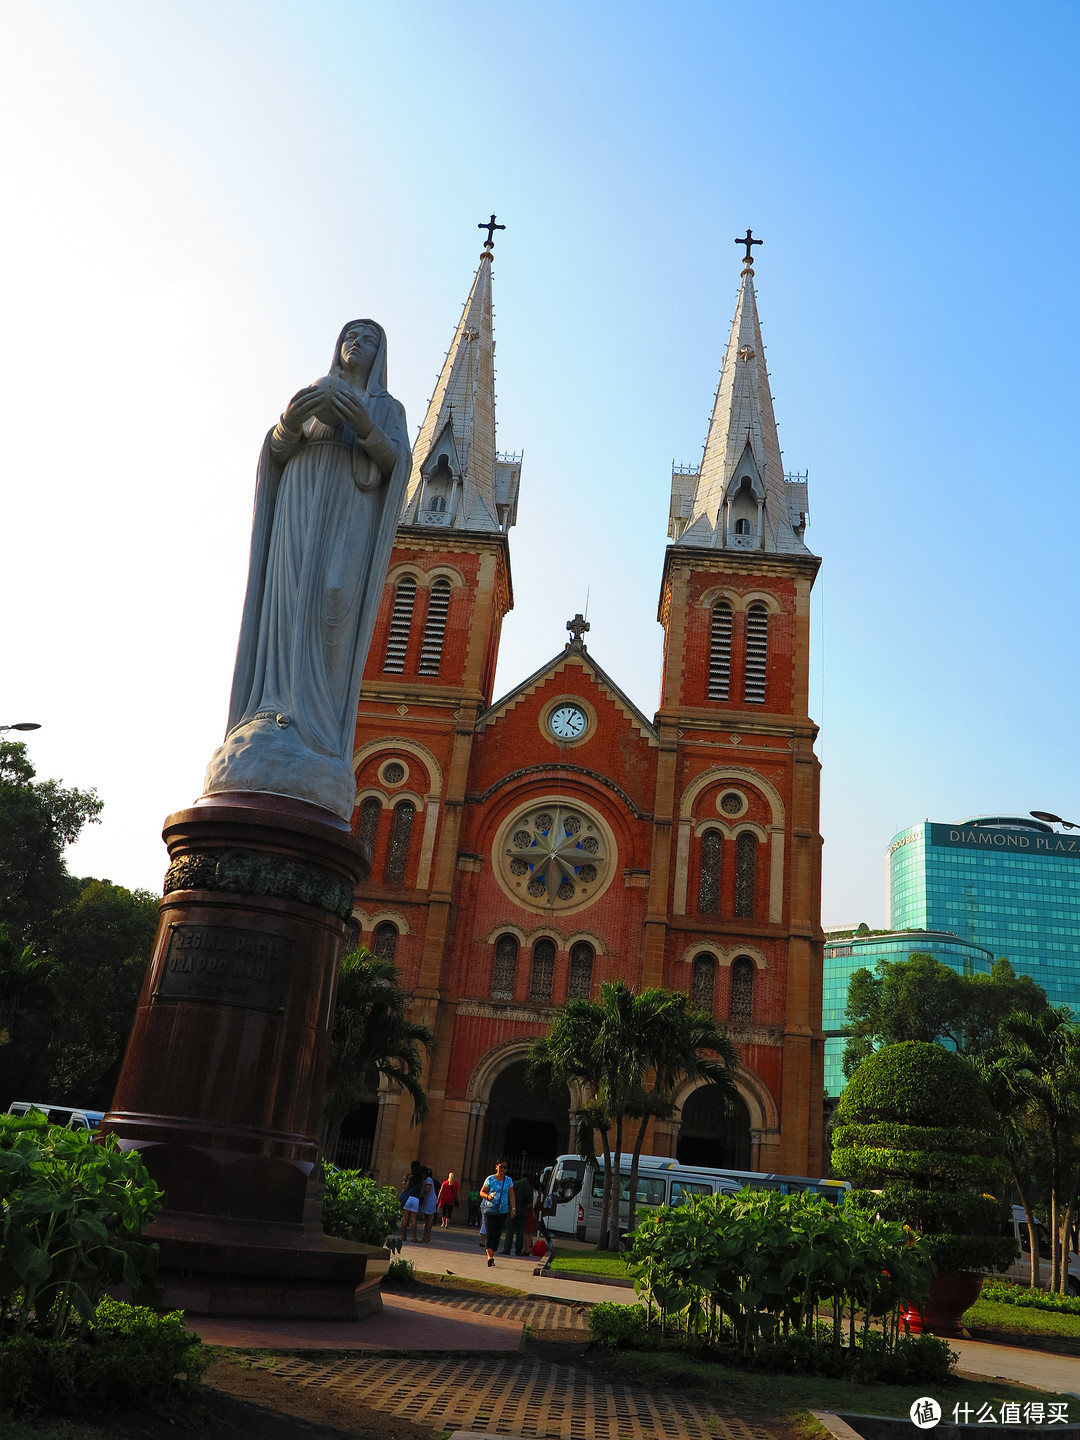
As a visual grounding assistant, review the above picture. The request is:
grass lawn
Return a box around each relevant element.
[963,1296,1080,1339]
[593,1347,1075,1421]
[549,1250,631,1279]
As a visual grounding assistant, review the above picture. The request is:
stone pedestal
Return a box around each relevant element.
[103,792,385,1320]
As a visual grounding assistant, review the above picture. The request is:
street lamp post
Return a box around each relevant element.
[0,723,40,736]
[1031,810,1079,830]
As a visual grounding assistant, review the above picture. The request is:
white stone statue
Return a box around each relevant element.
[204,320,411,819]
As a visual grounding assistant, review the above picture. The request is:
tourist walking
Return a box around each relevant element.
[479,1158,515,1266]
[501,1170,534,1256]
[437,1171,459,1227]
[400,1160,424,1243]
[420,1165,438,1242]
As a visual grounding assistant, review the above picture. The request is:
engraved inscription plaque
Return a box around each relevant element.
[156,923,292,1012]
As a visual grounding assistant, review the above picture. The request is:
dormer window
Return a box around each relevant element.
[427,494,447,512]
[734,518,752,535]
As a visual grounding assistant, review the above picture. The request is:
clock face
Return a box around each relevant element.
[549,703,588,740]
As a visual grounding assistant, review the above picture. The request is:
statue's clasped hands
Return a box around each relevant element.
[281,378,374,440]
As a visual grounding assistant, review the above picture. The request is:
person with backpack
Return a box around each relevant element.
[479,1158,515,1266]
[399,1159,424,1243]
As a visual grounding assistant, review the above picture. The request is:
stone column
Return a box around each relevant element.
[103,792,388,1320]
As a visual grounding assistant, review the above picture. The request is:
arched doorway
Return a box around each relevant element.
[676,1084,752,1169]
[479,1059,570,1183]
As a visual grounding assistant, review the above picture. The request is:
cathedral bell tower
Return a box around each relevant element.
[349,223,522,1181]
[653,233,824,1174]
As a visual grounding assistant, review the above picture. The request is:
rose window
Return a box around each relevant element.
[498,802,611,912]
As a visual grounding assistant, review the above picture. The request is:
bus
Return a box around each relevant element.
[540,1152,849,1243]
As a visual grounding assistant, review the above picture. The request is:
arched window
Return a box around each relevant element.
[734,518,752,535]
[427,493,447,512]
[730,957,755,1023]
[383,576,417,673]
[734,831,757,917]
[568,941,594,999]
[529,937,556,1003]
[357,796,381,854]
[691,953,716,1012]
[344,917,362,954]
[744,603,768,704]
[383,800,415,886]
[373,921,398,961]
[698,829,722,914]
[418,578,451,676]
[709,601,732,701]
[491,933,519,1001]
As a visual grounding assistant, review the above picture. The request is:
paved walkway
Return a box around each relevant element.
[952,1336,1080,1396]
[247,1351,779,1440]
[406,1224,626,1305]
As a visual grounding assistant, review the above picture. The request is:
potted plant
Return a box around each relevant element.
[831,1041,1015,1337]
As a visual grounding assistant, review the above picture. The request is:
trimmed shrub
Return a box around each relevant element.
[589,1301,660,1349]
[979,1280,1080,1314]
[833,1041,1015,1274]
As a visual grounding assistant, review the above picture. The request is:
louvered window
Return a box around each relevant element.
[529,937,556,1003]
[383,577,417,673]
[691,954,716,1012]
[709,602,732,701]
[492,933,519,1001]
[383,801,415,886]
[744,604,768,703]
[698,829,722,914]
[734,831,757,917]
[373,921,398,961]
[568,941,594,999]
[418,578,451,676]
[730,956,754,1023]
[357,796,381,854]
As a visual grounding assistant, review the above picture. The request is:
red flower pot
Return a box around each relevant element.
[903,1271,984,1339]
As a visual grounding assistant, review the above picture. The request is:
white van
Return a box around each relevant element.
[6,1101,105,1132]
[1002,1204,1080,1294]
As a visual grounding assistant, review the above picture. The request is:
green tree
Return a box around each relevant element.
[0,742,101,944]
[979,1007,1080,1292]
[843,951,1046,1076]
[43,880,159,1107]
[530,982,739,1249]
[322,948,434,1155]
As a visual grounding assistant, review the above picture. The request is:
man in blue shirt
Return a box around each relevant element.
[479,1158,515,1266]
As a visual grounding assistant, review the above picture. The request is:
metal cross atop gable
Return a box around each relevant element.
[478,214,506,247]
[566,614,590,643]
[736,228,763,264]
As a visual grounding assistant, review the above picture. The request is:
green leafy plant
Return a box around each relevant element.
[832,1041,1015,1274]
[620,1187,946,1381]
[383,1257,415,1285]
[321,1166,401,1250]
[979,1280,1080,1314]
[0,1111,161,1342]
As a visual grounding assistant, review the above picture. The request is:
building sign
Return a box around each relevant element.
[930,823,1080,858]
[155,923,291,1011]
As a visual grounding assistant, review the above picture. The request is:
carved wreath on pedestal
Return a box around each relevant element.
[495,800,614,913]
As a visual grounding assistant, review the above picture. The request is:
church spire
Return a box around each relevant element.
[402,221,520,534]
[668,234,810,554]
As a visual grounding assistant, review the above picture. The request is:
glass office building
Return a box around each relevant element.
[889,815,1080,1012]
[822,929,994,1098]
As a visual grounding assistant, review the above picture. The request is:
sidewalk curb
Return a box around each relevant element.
[967,1326,1080,1358]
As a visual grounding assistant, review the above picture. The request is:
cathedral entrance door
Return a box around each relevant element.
[676,1086,752,1169]
[479,1059,570,1184]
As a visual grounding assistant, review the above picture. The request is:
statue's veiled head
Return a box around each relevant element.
[331,319,388,393]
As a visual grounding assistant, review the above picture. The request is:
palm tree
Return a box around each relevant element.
[982,1007,1080,1291]
[530,982,740,1249]
[321,947,434,1158]
[624,990,739,1232]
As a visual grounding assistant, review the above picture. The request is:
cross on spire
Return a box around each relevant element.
[478,213,506,248]
[566,613,590,644]
[735,228,763,265]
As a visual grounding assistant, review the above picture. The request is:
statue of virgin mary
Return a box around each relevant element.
[204,319,411,819]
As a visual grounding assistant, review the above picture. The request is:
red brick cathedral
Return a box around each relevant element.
[344,231,825,1189]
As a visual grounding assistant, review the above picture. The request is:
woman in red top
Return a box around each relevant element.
[437,1172,459,1228]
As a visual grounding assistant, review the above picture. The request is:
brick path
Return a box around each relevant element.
[407,1289,588,1331]
[248,1351,776,1440]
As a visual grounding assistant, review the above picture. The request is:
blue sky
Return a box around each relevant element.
[3,0,1078,924]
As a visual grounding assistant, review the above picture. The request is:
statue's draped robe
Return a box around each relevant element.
[205,321,411,819]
